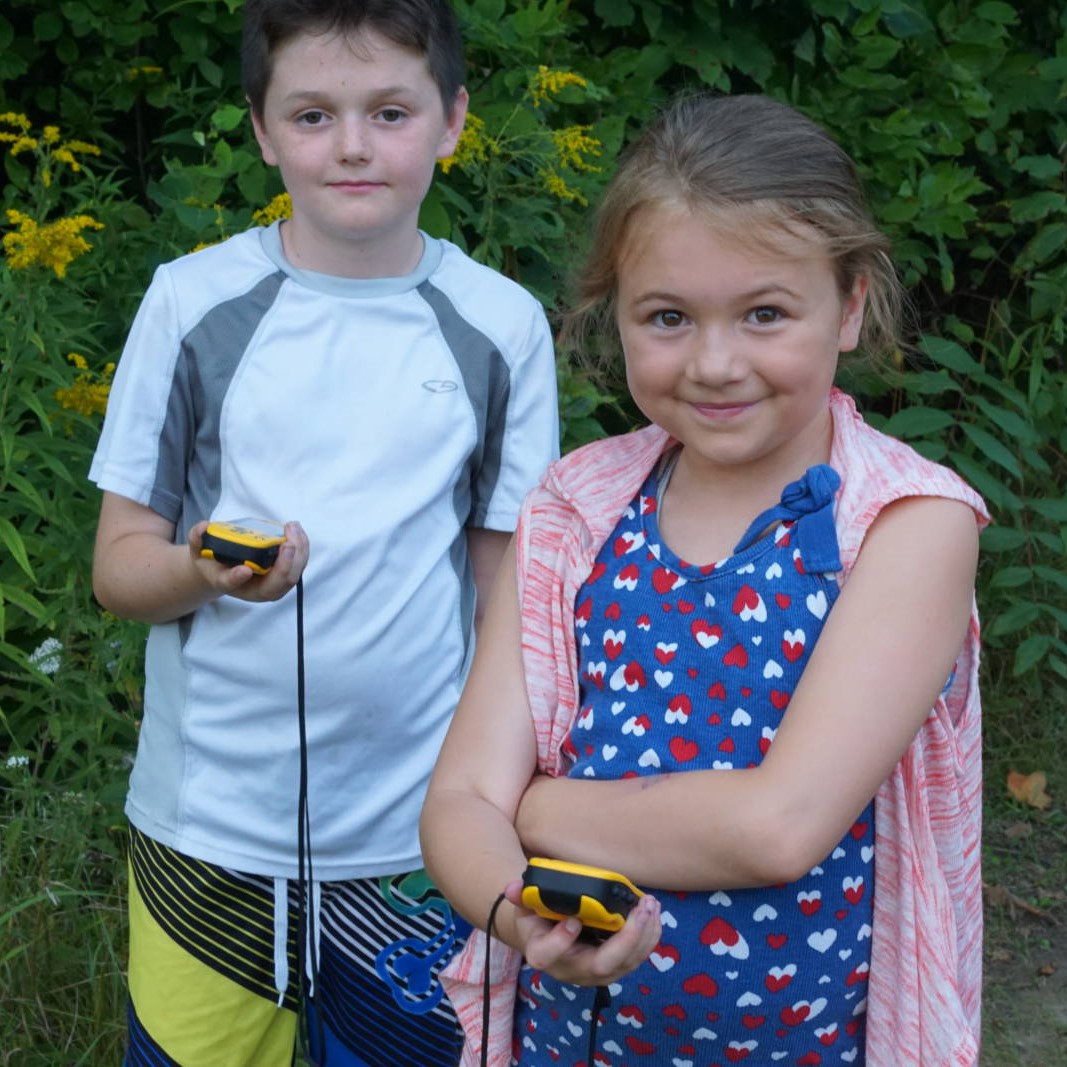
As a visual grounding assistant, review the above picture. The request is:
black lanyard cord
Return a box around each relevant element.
[480,892,507,1067]
[295,576,325,1063]
[479,892,611,1067]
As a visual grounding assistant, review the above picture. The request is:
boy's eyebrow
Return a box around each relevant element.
[279,85,422,106]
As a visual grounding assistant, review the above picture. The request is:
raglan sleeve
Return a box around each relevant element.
[471,295,560,532]
[88,263,192,523]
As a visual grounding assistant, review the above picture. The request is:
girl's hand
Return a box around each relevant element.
[187,520,309,602]
[503,878,661,987]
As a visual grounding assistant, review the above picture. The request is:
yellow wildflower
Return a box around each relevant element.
[55,375,111,417]
[55,357,114,417]
[126,65,164,79]
[541,168,586,205]
[552,125,602,173]
[530,66,588,108]
[0,112,31,132]
[3,209,105,278]
[43,126,61,144]
[252,192,293,226]
[439,114,488,175]
[10,136,38,156]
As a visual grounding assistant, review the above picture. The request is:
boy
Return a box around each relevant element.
[90,1,559,1064]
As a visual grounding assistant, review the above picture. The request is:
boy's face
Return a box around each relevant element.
[252,28,467,277]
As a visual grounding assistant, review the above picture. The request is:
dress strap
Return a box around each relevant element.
[734,464,843,573]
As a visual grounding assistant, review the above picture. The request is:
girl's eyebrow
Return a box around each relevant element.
[628,283,805,306]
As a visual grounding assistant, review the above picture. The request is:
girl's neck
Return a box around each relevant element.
[657,430,833,566]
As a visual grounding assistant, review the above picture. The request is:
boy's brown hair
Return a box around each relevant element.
[242,0,465,117]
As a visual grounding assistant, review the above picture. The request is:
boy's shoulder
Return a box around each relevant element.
[150,227,279,314]
[429,238,545,311]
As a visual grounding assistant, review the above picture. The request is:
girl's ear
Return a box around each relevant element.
[838,275,868,353]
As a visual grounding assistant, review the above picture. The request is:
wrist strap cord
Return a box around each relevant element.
[479,894,610,1067]
[294,576,326,1064]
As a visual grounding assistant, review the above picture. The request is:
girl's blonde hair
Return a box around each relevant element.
[565,93,906,369]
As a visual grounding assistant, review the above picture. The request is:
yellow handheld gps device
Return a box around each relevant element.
[200,518,287,575]
[521,858,643,935]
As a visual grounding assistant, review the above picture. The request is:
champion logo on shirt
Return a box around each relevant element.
[421,379,458,393]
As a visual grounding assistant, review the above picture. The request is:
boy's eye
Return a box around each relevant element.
[376,107,407,123]
[651,309,687,328]
[749,306,781,325]
[297,110,328,126]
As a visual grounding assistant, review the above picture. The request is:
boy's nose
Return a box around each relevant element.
[337,118,371,163]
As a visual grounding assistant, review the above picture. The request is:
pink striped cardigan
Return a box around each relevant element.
[442,389,988,1066]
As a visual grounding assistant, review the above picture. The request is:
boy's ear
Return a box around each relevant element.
[249,99,279,167]
[436,86,469,160]
[838,275,868,353]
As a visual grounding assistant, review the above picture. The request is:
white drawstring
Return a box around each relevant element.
[273,876,289,1007]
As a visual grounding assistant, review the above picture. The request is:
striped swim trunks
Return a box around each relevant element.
[124,825,470,1066]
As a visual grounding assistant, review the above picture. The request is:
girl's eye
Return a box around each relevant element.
[749,306,781,325]
[652,309,687,328]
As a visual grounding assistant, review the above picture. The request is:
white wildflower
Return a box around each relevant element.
[29,636,62,674]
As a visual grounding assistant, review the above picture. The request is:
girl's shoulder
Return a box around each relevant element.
[829,389,989,566]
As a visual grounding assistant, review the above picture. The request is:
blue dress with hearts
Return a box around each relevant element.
[513,461,874,1067]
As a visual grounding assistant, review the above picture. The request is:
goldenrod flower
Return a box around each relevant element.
[0,112,31,132]
[9,135,38,156]
[252,192,292,226]
[552,125,602,173]
[439,114,489,175]
[530,66,587,108]
[541,168,586,205]
[52,139,102,172]
[126,65,164,79]
[55,357,114,417]
[43,126,61,144]
[3,209,105,278]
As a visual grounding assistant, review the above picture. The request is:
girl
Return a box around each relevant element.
[421,94,986,1067]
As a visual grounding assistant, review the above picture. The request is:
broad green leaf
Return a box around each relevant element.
[884,405,955,438]
[1013,634,1051,676]
[959,423,1022,479]
[0,518,34,581]
[920,336,979,374]
[991,566,1034,589]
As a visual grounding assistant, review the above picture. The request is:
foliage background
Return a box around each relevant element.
[0,0,1064,1062]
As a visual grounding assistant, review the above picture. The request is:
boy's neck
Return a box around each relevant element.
[277,218,426,279]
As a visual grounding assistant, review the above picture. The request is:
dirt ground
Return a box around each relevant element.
[981,812,1067,1064]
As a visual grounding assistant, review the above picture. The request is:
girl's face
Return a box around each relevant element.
[615,206,867,486]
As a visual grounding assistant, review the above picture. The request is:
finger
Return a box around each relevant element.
[187,520,210,552]
[520,915,584,972]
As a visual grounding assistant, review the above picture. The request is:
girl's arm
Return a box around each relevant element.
[421,539,661,985]
[92,492,309,624]
[515,495,980,889]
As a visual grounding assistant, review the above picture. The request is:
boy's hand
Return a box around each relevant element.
[187,520,310,602]
[502,878,661,988]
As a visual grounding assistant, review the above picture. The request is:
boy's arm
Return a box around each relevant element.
[466,527,511,632]
[92,491,309,624]
[514,496,980,889]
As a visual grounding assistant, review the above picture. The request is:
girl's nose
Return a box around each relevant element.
[687,328,744,384]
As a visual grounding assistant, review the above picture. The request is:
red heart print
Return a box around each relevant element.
[681,973,719,997]
[669,737,699,762]
[723,645,749,669]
